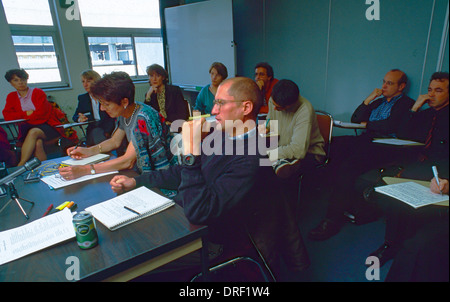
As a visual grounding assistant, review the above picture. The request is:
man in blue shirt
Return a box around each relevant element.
[308,69,415,241]
[351,69,413,138]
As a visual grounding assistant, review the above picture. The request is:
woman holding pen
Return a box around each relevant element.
[59,71,177,181]
[193,62,228,115]
[72,70,115,146]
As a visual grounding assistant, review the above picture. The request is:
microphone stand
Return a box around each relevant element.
[0,181,35,219]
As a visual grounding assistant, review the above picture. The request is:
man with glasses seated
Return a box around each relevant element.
[308,69,416,241]
[109,77,309,279]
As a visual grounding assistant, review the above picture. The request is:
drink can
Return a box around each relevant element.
[73,211,98,249]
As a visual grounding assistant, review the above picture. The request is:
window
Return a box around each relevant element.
[78,0,164,80]
[2,0,67,87]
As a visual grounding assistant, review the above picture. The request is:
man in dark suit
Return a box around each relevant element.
[73,70,116,146]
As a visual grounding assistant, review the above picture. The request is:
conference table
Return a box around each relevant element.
[0,157,209,282]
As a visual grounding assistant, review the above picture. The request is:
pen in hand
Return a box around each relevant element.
[432,166,443,196]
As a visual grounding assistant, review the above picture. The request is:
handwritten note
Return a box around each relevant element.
[375,182,449,208]
[41,171,118,189]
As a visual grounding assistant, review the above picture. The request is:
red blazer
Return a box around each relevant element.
[3,88,77,142]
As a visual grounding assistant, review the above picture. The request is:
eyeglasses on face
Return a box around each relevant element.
[212,99,244,107]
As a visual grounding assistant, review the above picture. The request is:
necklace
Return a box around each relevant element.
[124,103,138,126]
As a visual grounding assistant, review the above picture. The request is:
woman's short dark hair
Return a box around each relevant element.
[146,64,169,84]
[271,79,300,107]
[5,69,29,82]
[90,71,135,105]
[209,62,228,79]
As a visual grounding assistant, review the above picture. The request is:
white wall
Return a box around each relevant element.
[0,3,20,117]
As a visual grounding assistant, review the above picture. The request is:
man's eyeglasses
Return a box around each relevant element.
[213,99,244,107]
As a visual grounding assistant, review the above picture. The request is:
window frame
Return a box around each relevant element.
[5,0,71,89]
[83,27,163,82]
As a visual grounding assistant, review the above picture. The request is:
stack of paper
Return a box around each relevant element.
[0,209,75,265]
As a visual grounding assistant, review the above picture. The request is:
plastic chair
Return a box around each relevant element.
[297,110,334,210]
[314,110,333,165]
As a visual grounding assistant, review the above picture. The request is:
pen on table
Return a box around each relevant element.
[124,206,140,215]
[47,201,69,214]
[42,204,53,217]
[432,166,443,196]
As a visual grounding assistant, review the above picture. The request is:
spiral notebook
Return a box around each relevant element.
[86,186,175,231]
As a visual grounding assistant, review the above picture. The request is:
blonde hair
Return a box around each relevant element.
[81,69,101,81]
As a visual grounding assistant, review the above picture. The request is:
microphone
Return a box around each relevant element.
[0,158,41,186]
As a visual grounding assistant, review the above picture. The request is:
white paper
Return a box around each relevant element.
[40,171,118,189]
[375,182,449,208]
[372,138,423,145]
[0,209,76,265]
[62,153,110,166]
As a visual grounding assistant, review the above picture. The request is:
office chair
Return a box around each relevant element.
[190,230,276,282]
[297,110,334,211]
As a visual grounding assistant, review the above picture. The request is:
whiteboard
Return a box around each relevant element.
[165,0,235,89]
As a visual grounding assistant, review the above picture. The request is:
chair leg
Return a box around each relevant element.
[296,174,304,219]
[190,256,272,282]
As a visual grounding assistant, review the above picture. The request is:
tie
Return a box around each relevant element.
[424,114,436,149]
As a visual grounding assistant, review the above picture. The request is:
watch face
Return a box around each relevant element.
[183,154,195,165]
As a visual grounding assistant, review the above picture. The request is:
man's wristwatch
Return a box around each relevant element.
[90,164,96,175]
[181,154,199,166]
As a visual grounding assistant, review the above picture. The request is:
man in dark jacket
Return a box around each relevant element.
[308,69,415,241]
[110,77,309,279]
[351,69,413,138]
[367,71,449,268]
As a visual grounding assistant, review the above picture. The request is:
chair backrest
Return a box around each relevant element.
[315,110,333,164]
[185,99,193,117]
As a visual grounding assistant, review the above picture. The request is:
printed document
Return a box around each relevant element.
[0,209,75,265]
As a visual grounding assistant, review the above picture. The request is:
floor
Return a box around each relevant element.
[279,175,392,282]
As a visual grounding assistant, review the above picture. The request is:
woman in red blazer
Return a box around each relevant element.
[3,69,68,166]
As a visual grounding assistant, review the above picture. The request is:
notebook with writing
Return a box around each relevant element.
[85,186,175,231]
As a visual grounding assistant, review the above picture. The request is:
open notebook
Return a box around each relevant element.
[86,186,175,231]
[62,153,110,166]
